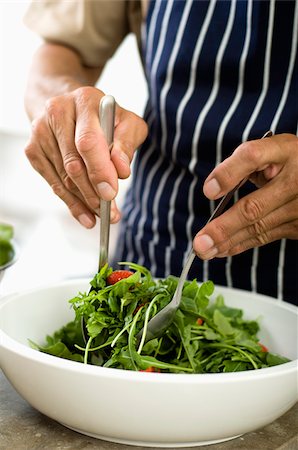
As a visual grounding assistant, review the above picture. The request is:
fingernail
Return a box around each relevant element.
[196,234,216,255]
[204,178,221,198]
[97,182,116,200]
[78,213,94,228]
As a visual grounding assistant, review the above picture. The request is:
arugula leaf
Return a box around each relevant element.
[213,309,235,336]
[29,339,83,362]
[31,263,291,374]
[266,353,290,366]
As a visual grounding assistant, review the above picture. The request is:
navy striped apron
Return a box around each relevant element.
[113,0,298,305]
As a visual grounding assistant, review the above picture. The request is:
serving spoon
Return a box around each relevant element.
[136,130,273,345]
[81,95,116,342]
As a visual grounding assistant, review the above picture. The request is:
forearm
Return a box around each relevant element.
[24,42,103,120]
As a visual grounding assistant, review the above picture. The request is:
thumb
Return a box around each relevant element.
[111,108,148,179]
[111,139,133,179]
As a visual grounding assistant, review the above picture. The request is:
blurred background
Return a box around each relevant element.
[0,1,148,294]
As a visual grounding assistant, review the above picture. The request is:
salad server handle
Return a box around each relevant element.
[98,95,116,270]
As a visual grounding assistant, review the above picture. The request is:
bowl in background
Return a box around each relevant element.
[0,279,297,447]
[0,239,19,286]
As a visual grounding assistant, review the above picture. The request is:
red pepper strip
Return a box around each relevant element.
[140,367,161,373]
[106,270,134,285]
[259,343,269,352]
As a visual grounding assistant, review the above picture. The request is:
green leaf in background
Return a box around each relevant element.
[0,223,14,266]
[0,223,13,241]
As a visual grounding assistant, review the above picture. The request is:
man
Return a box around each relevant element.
[23,0,298,303]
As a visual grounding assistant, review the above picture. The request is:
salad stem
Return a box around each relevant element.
[111,322,132,347]
[84,336,93,364]
[207,343,259,369]
[137,294,166,354]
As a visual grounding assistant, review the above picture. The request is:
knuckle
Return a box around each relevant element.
[24,141,42,171]
[51,181,67,199]
[85,194,100,210]
[248,218,268,237]
[63,155,84,177]
[60,172,74,190]
[74,86,96,105]
[45,97,64,123]
[31,117,45,134]
[67,198,83,216]
[75,130,98,154]
[24,142,36,161]
[213,221,230,242]
[238,141,262,165]
[212,161,235,190]
[254,232,270,246]
[88,165,107,185]
[216,237,234,255]
[239,197,264,223]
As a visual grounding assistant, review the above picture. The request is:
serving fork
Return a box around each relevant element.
[81,95,115,343]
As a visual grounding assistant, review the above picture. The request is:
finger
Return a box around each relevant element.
[45,95,101,212]
[34,116,81,192]
[214,198,298,257]
[111,109,148,179]
[110,199,121,224]
[74,88,119,201]
[197,174,293,249]
[203,133,289,200]
[193,195,298,259]
[220,219,298,257]
[25,140,97,229]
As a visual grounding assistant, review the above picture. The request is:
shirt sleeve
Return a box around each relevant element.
[23,0,142,68]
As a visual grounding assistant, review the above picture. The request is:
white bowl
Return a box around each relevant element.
[0,279,297,447]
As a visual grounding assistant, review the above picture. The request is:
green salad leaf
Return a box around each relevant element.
[0,223,15,266]
[31,263,291,373]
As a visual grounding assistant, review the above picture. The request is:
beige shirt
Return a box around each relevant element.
[24,0,148,67]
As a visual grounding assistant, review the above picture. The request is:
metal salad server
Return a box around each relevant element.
[81,95,116,342]
[136,130,273,345]
[97,95,116,269]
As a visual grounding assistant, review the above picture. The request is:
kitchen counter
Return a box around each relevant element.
[0,370,297,450]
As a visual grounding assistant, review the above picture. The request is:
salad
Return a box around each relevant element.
[0,223,15,266]
[30,263,290,373]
